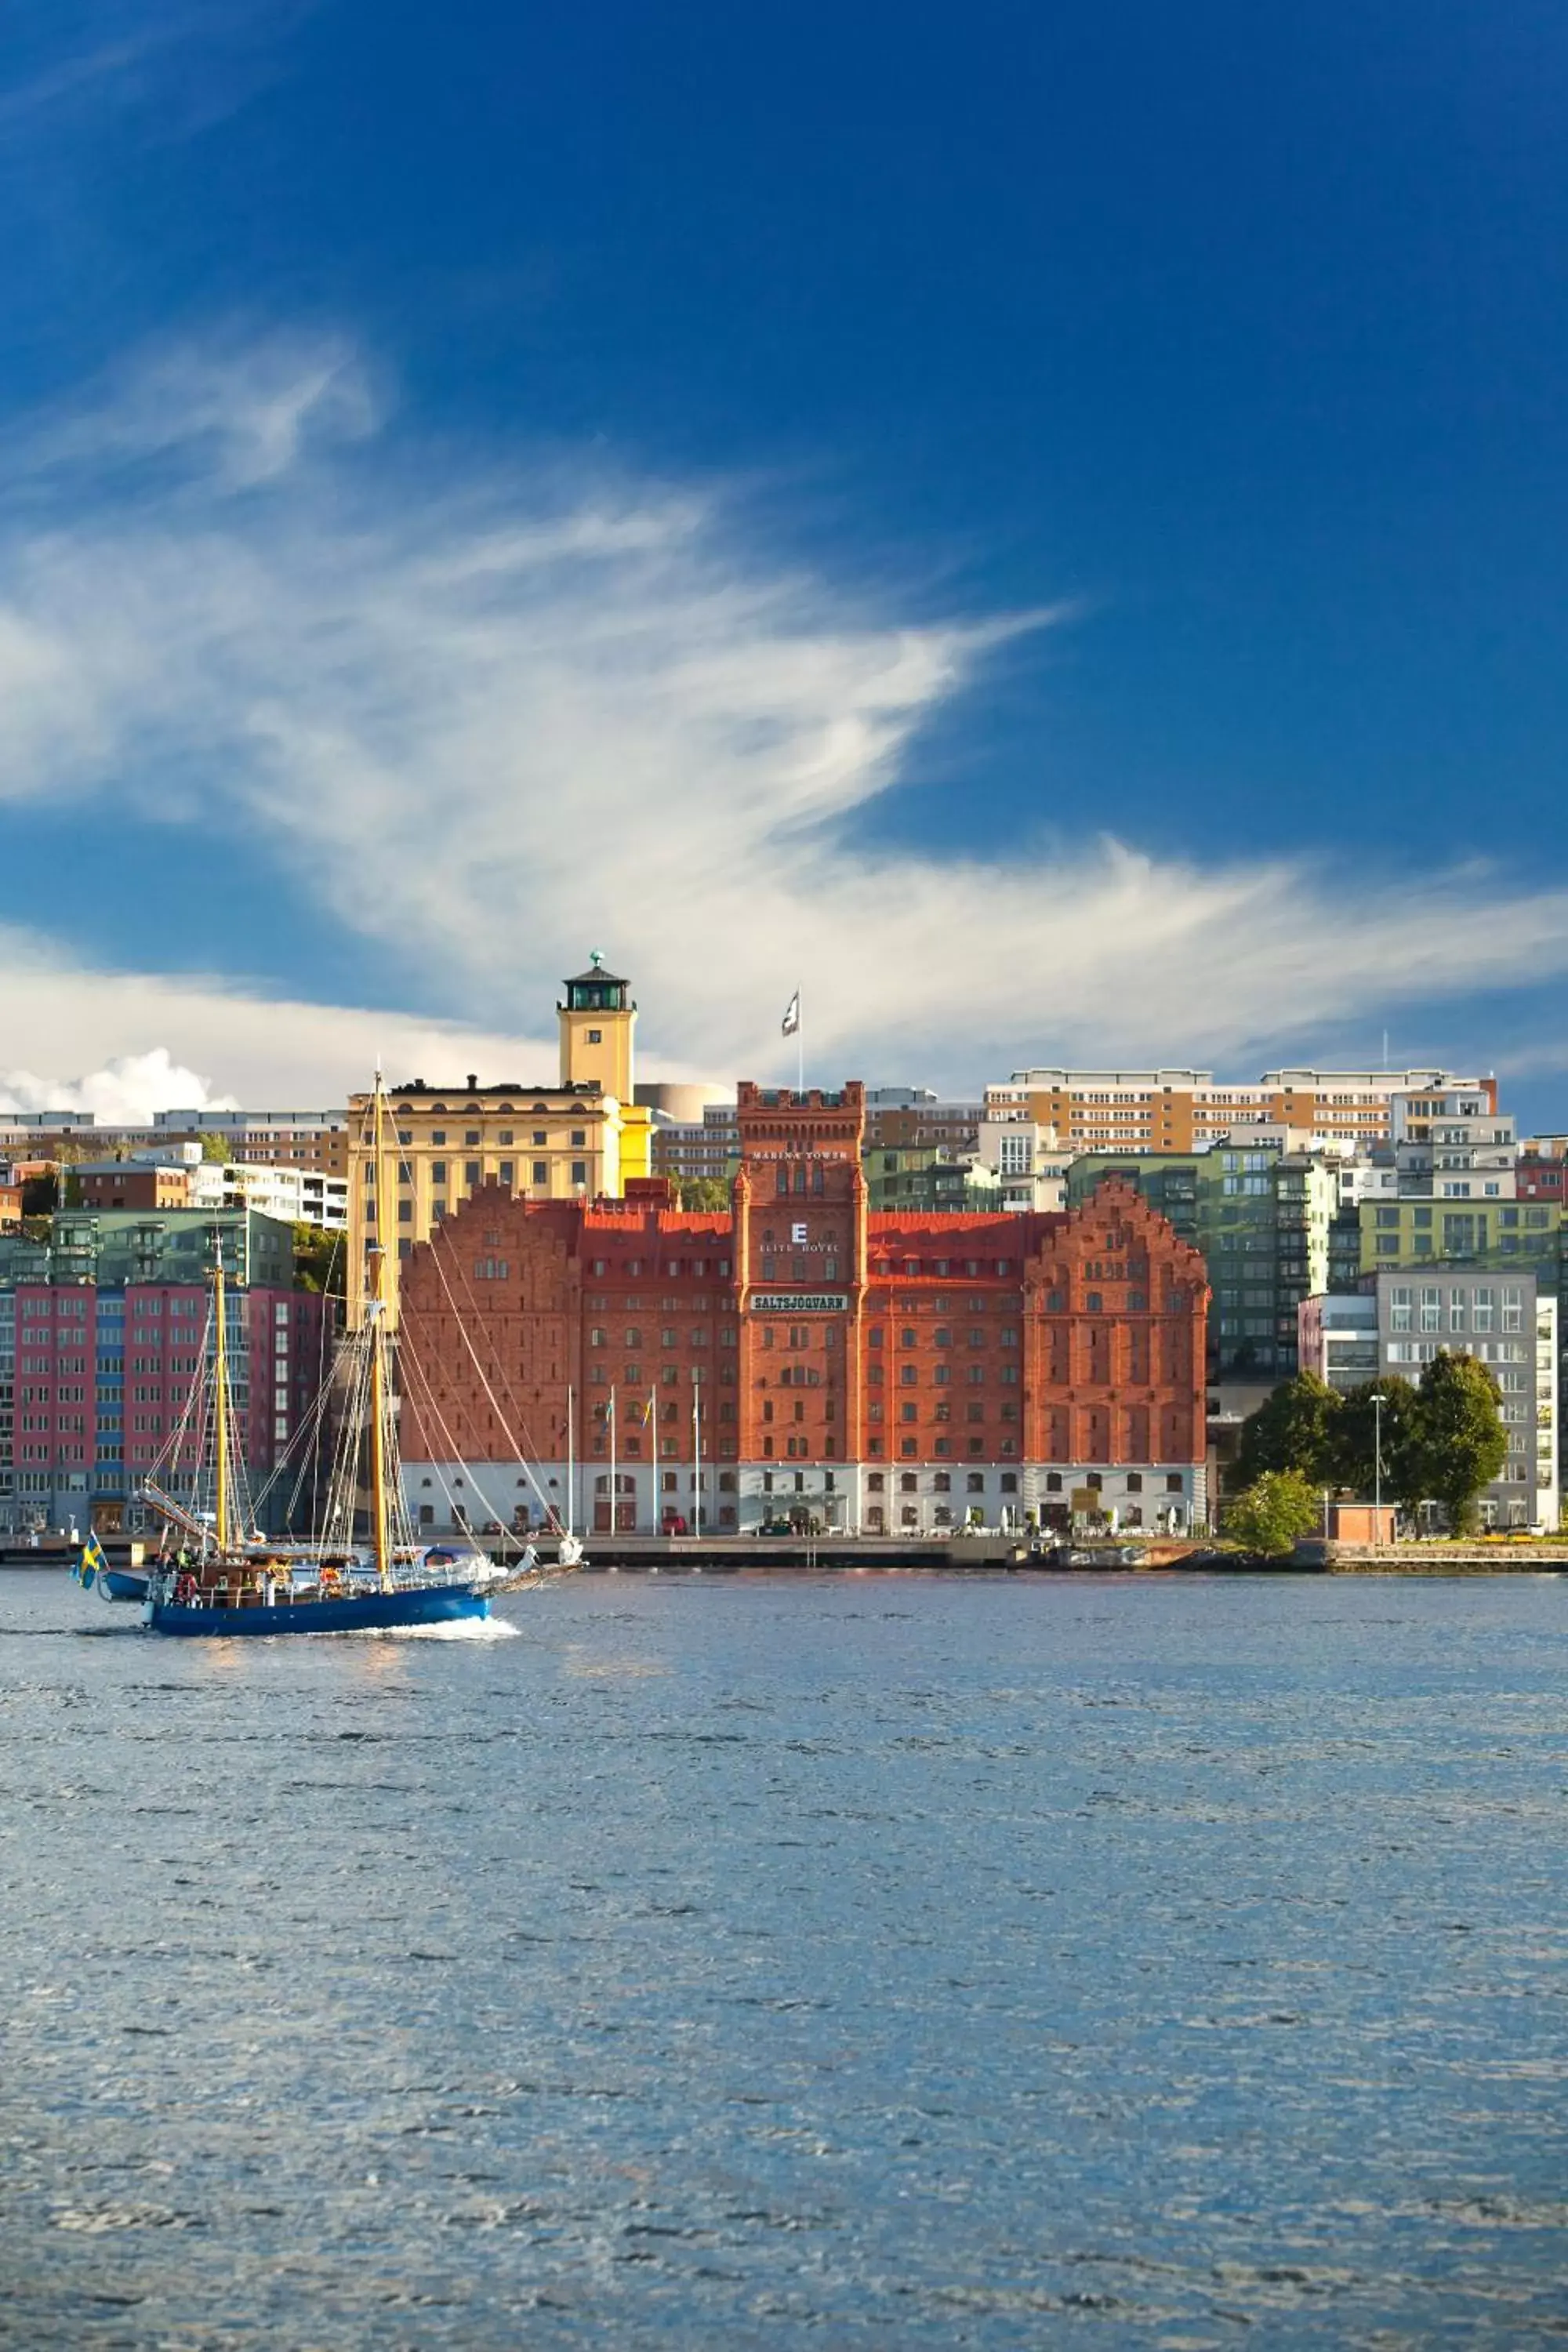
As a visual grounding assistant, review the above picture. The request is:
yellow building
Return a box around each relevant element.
[347,956,649,1323]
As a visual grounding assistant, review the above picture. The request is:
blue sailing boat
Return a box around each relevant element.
[136,1079,490,1638]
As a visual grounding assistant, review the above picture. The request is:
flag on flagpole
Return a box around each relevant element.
[781,989,800,1036]
[77,1530,109,1589]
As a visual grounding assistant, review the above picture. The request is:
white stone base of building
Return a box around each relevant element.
[401,1458,1209,1539]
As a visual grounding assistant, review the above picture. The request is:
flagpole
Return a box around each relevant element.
[797,983,804,1094]
[609,1383,616,1539]
[692,1367,702,1537]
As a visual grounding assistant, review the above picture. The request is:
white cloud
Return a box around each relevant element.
[0,924,573,1111]
[22,327,378,488]
[2,329,1568,1093]
[0,1048,237,1124]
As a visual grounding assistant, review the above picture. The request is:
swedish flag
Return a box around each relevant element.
[77,1532,109,1590]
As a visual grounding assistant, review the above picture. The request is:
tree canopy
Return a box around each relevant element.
[674,1174,731,1212]
[1225,1469,1323,1558]
[1235,1353,1510,1531]
[292,1221,345,1297]
[1409,1351,1508,1534]
[1232,1372,1340,1488]
[1329,1376,1424,1508]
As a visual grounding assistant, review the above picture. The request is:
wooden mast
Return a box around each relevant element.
[212,1247,229,1555]
[368,1072,391,1589]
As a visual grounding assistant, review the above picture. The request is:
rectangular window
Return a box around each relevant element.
[572,1161,587,1185]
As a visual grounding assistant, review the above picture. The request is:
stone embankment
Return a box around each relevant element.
[1315,1541,1567,1574]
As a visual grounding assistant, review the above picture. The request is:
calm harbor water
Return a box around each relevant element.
[2,1567,1567,2350]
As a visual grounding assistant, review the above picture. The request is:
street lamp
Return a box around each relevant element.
[1370,1390,1388,1552]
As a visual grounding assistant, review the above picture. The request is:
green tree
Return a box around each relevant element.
[1232,1372,1341,1490]
[292,1221,345,1297]
[1329,1375,1425,1506]
[1411,1350,1508,1534]
[21,1170,57,1216]
[675,1174,731,1212]
[200,1133,234,1163]
[1225,1469,1324,1558]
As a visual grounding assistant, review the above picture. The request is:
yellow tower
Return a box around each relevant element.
[558,952,637,1099]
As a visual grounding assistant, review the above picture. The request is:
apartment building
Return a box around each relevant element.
[862,1089,986,1157]
[1065,1143,1338,1381]
[986,1068,1495,1156]
[1390,1087,1517,1200]
[649,1101,740,1186]
[0,1210,322,1536]
[0,1109,351,1179]
[1299,1272,1558,1530]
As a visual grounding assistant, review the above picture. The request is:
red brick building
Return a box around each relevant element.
[397,1083,1209,1537]
[1518,1152,1566,1203]
[75,1163,194,1211]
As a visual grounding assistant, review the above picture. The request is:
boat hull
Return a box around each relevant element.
[144,1582,490,1637]
[100,1570,150,1603]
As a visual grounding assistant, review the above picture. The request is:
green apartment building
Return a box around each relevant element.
[1358,1196,1563,1273]
[0,1208,295,1290]
[865,1145,1003,1215]
[1066,1146,1338,1379]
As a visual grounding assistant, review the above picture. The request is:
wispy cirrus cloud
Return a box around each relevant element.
[2,326,1568,1094]
[0,2,318,145]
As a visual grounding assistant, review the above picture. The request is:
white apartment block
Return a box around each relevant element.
[189,1160,349,1231]
[1391,1087,1518,1200]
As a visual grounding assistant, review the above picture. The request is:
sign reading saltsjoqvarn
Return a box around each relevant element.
[748,1293,849,1313]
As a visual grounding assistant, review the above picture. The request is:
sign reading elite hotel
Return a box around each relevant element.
[748,1291,849,1313]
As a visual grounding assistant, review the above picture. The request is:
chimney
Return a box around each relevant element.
[466,1073,477,1091]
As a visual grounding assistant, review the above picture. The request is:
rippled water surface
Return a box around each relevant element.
[3,1567,1568,2348]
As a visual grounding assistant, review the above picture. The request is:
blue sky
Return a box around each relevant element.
[2,2,1566,1120]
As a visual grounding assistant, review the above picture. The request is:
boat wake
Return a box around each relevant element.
[366,1615,523,1642]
